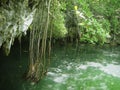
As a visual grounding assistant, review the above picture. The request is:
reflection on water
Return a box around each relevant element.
[45,61,120,90]
[0,45,120,90]
[77,62,120,78]
[40,45,120,90]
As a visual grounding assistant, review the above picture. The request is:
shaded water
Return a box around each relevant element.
[0,44,120,90]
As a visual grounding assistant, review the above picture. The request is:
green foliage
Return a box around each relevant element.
[79,18,108,44]
[51,1,67,38]
[63,0,119,44]
[86,0,120,40]
[0,0,120,55]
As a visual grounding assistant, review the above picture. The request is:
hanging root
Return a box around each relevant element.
[25,0,53,83]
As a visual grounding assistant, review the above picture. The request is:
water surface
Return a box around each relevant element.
[0,45,120,90]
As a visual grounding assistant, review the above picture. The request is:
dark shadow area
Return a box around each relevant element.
[0,37,29,90]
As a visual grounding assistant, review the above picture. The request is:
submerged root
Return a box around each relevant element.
[23,64,48,83]
[25,72,40,83]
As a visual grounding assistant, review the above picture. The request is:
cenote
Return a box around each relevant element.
[0,44,120,90]
[1,0,120,90]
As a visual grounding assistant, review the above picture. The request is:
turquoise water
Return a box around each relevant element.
[0,45,120,90]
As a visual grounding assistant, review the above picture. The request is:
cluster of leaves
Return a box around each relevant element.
[50,0,67,38]
[64,0,110,44]
[62,0,119,44]
[87,0,120,40]
[76,0,110,44]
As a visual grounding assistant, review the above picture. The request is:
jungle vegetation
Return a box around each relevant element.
[0,0,120,82]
